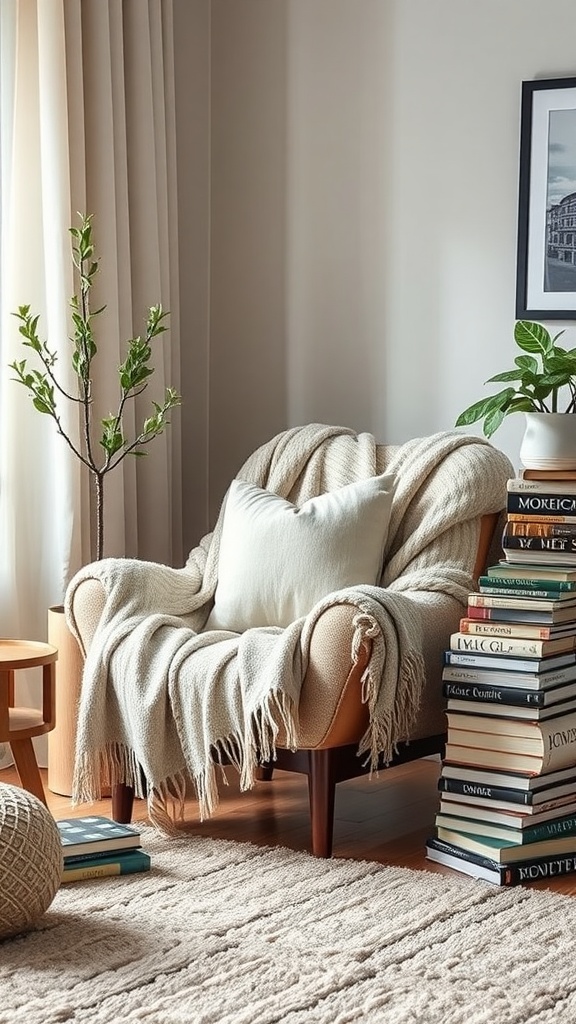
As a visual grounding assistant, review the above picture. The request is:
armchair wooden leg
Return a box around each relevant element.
[256,762,274,781]
[112,782,135,823]
[308,748,336,859]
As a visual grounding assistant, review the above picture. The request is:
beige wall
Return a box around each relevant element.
[176,0,576,553]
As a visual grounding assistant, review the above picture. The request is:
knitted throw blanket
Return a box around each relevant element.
[65,425,513,830]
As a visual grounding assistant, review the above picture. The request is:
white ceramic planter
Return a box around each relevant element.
[519,412,576,470]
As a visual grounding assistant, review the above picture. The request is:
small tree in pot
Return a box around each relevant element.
[9,213,181,560]
[455,320,576,438]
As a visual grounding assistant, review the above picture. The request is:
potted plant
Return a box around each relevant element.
[455,319,576,469]
[9,213,181,794]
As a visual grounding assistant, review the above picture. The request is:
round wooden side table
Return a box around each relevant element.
[0,639,58,806]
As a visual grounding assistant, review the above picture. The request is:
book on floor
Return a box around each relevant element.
[507,478,576,495]
[458,618,576,640]
[436,824,576,864]
[520,470,576,482]
[467,598,576,621]
[445,707,576,737]
[435,808,576,846]
[507,513,576,526]
[449,631,576,658]
[437,797,576,832]
[443,738,576,776]
[437,784,576,815]
[503,535,576,557]
[445,695,576,720]
[442,662,576,690]
[425,836,576,887]
[506,492,576,516]
[57,815,142,858]
[503,550,576,567]
[444,650,576,673]
[61,848,151,884]
[440,761,576,794]
[504,520,576,538]
[486,563,576,582]
[478,574,576,593]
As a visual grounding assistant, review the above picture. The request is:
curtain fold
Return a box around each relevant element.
[0,0,182,764]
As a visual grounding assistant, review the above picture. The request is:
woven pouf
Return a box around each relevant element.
[0,783,63,941]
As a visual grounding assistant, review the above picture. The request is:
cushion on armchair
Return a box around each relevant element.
[204,473,396,633]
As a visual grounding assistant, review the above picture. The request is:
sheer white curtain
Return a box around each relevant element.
[0,0,182,765]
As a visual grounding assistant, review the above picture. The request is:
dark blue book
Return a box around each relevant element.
[425,836,576,886]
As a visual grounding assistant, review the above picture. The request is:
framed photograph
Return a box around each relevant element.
[516,76,576,320]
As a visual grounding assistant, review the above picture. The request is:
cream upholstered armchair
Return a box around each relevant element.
[66,426,513,857]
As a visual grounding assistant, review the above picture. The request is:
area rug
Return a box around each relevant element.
[1,826,575,1024]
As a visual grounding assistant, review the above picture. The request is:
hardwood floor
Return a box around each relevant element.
[3,757,576,895]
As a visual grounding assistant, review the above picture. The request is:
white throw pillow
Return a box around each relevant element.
[204,473,396,632]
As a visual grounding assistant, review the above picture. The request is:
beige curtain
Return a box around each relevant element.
[0,0,182,764]
[64,0,182,565]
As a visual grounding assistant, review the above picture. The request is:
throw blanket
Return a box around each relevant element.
[65,425,513,830]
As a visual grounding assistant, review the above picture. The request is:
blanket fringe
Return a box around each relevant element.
[358,649,426,772]
[349,609,426,773]
[148,775,188,835]
[72,743,145,806]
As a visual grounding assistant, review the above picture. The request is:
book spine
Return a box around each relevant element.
[446,714,576,774]
[470,594,552,609]
[61,851,151,882]
[442,681,546,706]
[450,632,564,657]
[442,665,538,686]
[505,521,576,538]
[427,837,576,886]
[541,715,576,772]
[503,534,576,555]
[521,470,576,481]
[507,512,576,524]
[475,577,573,593]
[443,651,535,670]
[438,777,532,804]
[504,813,576,844]
[63,846,142,865]
[511,854,576,884]
[508,479,576,494]
[507,494,576,515]
[477,586,570,600]
[459,620,556,640]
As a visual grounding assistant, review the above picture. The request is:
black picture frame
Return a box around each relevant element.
[516,76,576,320]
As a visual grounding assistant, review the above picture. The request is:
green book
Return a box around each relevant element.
[435,809,576,846]
[479,574,576,593]
[436,825,576,864]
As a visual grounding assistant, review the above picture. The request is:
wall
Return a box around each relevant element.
[181,0,576,543]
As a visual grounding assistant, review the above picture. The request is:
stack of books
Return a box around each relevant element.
[426,467,576,886]
[57,814,151,883]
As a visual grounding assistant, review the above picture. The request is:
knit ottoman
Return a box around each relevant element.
[0,784,63,941]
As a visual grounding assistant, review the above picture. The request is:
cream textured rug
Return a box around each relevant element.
[1,827,575,1024]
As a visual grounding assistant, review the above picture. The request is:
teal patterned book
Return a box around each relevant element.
[57,815,142,859]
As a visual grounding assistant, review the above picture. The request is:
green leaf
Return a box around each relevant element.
[486,370,524,383]
[514,355,538,373]
[514,320,552,355]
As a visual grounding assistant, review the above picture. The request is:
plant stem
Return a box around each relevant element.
[95,472,104,561]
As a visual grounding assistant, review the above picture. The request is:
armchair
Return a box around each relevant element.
[66,425,513,857]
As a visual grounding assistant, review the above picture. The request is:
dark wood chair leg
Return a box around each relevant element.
[308,748,336,858]
[256,762,274,781]
[111,782,135,823]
